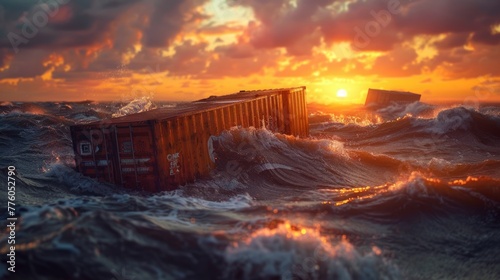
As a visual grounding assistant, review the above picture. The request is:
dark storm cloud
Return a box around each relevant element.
[0,0,499,82]
[0,0,140,51]
[0,49,50,78]
[396,0,500,36]
[234,0,334,54]
[225,0,500,80]
[0,0,208,52]
[129,40,210,76]
[143,0,209,47]
[0,48,13,69]
[427,45,500,79]
[434,33,470,50]
[0,0,211,79]
[471,29,500,45]
[234,0,500,52]
[214,43,256,59]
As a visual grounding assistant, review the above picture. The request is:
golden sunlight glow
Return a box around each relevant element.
[336,89,348,98]
[3,1,500,103]
[492,24,500,35]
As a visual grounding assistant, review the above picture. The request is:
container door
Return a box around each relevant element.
[282,92,291,134]
[71,126,116,184]
[113,125,158,191]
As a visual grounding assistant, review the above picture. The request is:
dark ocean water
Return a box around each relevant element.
[0,98,500,280]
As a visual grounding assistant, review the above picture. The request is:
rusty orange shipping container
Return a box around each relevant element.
[70,87,309,192]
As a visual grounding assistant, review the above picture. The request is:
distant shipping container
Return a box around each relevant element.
[365,88,421,107]
[70,87,309,192]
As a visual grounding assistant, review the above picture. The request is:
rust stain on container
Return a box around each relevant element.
[70,87,308,191]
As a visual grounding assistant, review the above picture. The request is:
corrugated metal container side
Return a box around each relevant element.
[365,88,421,106]
[70,87,308,191]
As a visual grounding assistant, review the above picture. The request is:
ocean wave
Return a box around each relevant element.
[326,107,500,150]
[224,222,399,279]
[376,101,436,118]
[112,96,157,118]
[210,128,402,197]
[427,158,500,177]
[323,172,500,223]
[1,100,499,279]
[43,164,117,196]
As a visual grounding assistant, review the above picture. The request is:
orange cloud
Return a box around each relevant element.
[0,0,499,102]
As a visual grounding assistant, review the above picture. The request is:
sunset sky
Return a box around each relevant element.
[1,0,499,104]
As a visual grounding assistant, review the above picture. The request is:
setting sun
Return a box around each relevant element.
[336,89,348,98]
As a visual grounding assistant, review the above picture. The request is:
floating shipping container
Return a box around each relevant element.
[70,87,308,192]
[365,88,421,107]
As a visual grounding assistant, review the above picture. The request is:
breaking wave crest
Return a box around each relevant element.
[224,222,399,279]
[1,101,500,279]
[112,96,156,118]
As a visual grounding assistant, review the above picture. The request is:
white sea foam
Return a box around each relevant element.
[112,96,156,118]
[316,138,350,159]
[224,223,399,279]
[147,191,254,211]
[428,157,452,170]
[423,107,473,134]
[388,172,431,197]
[45,163,116,195]
[72,113,101,123]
